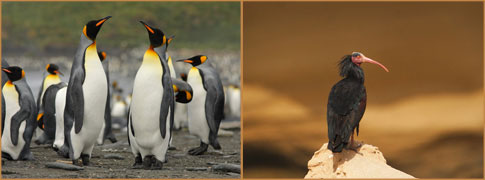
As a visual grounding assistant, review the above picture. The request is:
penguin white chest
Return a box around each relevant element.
[187,67,209,143]
[80,44,108,137]
[1,83,26,160]
[131,49,168,147]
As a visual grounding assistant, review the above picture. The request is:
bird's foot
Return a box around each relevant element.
[106,133,118,143]
[188,142,208,156]
[143,155,154,170]
[57,145,70,158]
[151,158,163,170]
[132,154,143,169]
[81,154,90,166]
[345,142,362,153]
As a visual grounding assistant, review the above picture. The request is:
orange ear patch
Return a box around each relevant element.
[185,91,192,100]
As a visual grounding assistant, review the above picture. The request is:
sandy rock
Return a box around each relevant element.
[305,142,415,179]
[218,129,234,136]
[45,162,84,171]
[220,121,240,130]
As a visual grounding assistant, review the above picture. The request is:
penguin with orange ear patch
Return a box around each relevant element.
[34,63,63,145]
[178,55,225,155]
[1,66,36,160]
[128,21,174,170]
[59,16,111,166]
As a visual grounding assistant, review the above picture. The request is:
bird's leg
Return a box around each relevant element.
[346,131,362,152]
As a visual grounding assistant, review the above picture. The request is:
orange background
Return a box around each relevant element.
[243,2,483,178]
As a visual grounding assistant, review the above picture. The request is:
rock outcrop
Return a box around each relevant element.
[305,142,415,178]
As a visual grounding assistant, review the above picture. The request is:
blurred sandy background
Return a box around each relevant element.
[243,2,483,178]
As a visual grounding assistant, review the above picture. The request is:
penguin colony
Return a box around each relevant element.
[1,16,230,170]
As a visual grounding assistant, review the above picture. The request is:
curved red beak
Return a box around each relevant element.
[362,55,389,72]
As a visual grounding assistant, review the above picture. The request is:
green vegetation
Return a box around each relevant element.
[2,2,240,52]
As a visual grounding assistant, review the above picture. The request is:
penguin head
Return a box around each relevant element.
[173,84,193,103]
[83,16,112,41]
[2,66,25,82]
[45,64,63,76]
[140,21,166,48]
[177,55,208,67]
[98,51,107,62]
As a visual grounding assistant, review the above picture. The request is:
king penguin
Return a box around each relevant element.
[177,55,225,155]
[128,21,174,170]
[96,51,117,145]
[59,16,111,165]
[1,66,36,160]
[34,64,63,145]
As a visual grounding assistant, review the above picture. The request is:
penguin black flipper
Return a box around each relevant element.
[10,79,37,148]
[154,47,175,139]
[158,62,174,139]
[65,54,86,134]
[199,68,225,149]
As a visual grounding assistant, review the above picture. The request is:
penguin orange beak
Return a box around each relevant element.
[140,21,155,34]
[54,70,64,76]
[96,16,112,27]
[177,59,193,64]
[2,68,11,73]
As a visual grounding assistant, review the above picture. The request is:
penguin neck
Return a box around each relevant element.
[142,47,163,68]
[2,80,16,96]
[85,42,98,62]
[43,74,61,91]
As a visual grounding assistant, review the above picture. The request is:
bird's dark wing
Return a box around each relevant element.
[65,48,86,134]
[327,79,366,152]
[200,67,224,148]
[10,82,36,146]
[158,55,175,139]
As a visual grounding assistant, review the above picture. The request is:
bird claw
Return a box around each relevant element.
[188,142,208,156]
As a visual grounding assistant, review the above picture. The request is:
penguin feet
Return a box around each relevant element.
[142,155,164,170]
[188,142,209,156]
[106,133,118,143]
[143,155,153,170]
[57,145,70,158]
[151,158,163,170]
[132,154,143,169]
[81,154,90,166]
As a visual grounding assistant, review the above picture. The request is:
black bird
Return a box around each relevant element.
[327,52,388,153]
